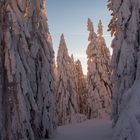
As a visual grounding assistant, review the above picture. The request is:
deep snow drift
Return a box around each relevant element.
[50,119,112,140]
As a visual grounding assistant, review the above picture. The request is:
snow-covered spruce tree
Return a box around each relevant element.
[70,54,78,91]
[108,0,140,140]
[86,18,112,119]
[75,59,88,115]
[0,0,56,139]
[97,20,111,62]
[56,34,79,126]
[108,0,139,121]
[97,19,112,115]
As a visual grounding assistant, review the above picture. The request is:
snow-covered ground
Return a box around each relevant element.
[50,119,113,140]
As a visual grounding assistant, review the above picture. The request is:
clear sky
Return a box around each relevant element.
[47,0,112,74]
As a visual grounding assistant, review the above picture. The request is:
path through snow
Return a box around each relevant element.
[50,119,113,140]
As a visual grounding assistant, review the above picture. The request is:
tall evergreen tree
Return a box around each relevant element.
[97,20,111,60]
[56,34,78,126]
[108,0,140,139]
[86,18,111,119]
[97,19,112,116]
[0,0,56,139]
[70,54,78,92]
[75,59,87,115]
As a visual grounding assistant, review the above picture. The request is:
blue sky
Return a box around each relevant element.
[47,0,112,74]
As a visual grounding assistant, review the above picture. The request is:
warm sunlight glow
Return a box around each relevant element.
[90,58,94,62]
[4,0,134,139]
[24,7,29,17]
[42,0,47,16]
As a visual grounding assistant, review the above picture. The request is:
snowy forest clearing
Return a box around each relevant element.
[2,0,140,139]
[50,119,112,140]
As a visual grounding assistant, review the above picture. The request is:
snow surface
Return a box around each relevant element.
[49,119,112,140]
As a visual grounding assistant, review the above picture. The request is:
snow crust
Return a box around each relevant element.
[50,119,112,140]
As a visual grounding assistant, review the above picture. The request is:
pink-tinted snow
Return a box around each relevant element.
[50,119,112,140]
